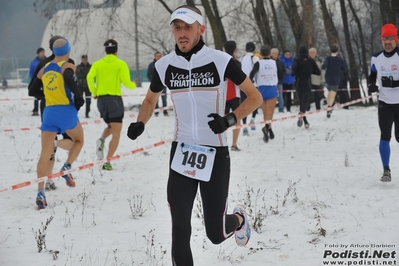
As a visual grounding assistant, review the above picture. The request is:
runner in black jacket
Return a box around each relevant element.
[292,46,321,129]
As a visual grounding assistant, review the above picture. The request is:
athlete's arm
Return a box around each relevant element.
[312,59,321,76]
[28,60,44,89]
[368,59,378,85]
[249,61,260,81]
[321,57,328,70]
[28,78,44,98]
[120,61,137,90]
[63,69,80,96]
[28,67,45,98]
[86,63,97,96]
[62,63,80,96]
[136,70,163,124]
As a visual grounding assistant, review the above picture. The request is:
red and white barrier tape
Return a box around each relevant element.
[236,93,377,129]
[1,113,136,133]
[0,97,36,102]
[286,87,363,92]
[0,93,379,193]
[0,93,169,102]
[0,139,172,193]
[0,88,366,101]
[1,92,374,134]
[0,105,175,133]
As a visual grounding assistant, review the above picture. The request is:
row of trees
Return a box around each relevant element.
[34,0,399,100]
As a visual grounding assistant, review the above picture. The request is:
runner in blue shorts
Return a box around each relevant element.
[29,38,85,209]
[250,45,278,143]
[258,85,278,100]
[29,35,77,191]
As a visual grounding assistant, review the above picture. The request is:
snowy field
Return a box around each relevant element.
[0,86,398,266]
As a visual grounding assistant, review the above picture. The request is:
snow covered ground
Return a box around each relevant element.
[0,86,397,266]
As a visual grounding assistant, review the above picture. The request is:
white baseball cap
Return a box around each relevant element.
[170,7,203,25]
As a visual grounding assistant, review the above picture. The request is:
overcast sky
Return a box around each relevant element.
[0,0,49,61]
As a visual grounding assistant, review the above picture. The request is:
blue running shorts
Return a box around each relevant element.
[41,105,78,134]
[258,85,278,101]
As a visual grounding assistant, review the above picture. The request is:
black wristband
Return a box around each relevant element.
[225,113,237,127]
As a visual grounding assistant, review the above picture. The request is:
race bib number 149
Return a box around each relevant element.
[171,142,216,182]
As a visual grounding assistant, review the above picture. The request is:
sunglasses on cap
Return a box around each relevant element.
[381,36,396,41]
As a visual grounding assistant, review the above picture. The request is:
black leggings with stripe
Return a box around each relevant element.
[167,142,240,266]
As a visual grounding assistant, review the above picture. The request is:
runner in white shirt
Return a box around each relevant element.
[368,23,399,182]
[126,5,262,266]
[250,45,278,143]
[240,42,260,135]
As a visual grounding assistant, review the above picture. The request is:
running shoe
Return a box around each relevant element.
[262,126,269,143]
[250,119,256,131]
[305,123,310,129]
[231,145,241,151]
[381,169,391,182]
[45,180,57,191]
[36,191,47,210]
[327,110,332,118]
[297,117,303,127]
[243,127,249,136]
[61,163,75,187]
[233,205,251,247]
[96,138,105,160]
[268,128,275,139]
[102,162,113,171]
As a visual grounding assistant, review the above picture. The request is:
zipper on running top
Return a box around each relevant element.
[187,59,198,143]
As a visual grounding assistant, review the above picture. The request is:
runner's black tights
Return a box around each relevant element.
[167,142,240,266]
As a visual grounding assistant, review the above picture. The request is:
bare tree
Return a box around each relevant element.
[278,0,315,51]
[223,1,265,52]
[32,0,391,92]
[269,0,287,52]
[33,0,122,38]
[379,0,399,24]
[201,0,227,49]
[249,0,274,46]
[116,2,176,55]
[347,0,368,85]
[319,0,340,49]
[339,0,360,99]
[280,0,302,49]
[299,0,314,48]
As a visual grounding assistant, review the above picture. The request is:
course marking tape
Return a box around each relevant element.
[0,139,173,193]
[0,93,379,193]
[237,94,377,129]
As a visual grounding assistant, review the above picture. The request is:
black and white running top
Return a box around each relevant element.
[150,40,246,147]
[370,48,399,104]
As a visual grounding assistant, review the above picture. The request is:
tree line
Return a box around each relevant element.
[34,0,399,100]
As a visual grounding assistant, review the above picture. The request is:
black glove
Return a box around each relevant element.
[74,96,85,111]
[127,122,145,140]
[368,83,379,93]
[207,113,237,134]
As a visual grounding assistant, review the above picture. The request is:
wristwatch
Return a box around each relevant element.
[225,113,237,127]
